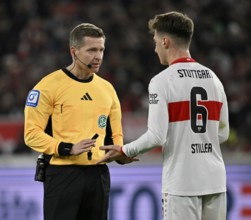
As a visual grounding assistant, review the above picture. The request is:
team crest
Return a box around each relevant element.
[98,115,107,128]
[26,90,40,107]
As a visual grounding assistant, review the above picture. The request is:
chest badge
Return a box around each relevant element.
[98,115,107,129]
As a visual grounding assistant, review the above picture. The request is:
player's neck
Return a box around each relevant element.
[167,49,191,65]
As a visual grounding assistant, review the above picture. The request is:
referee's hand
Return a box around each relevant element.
[70,139,96,155]
[96,145,139,164]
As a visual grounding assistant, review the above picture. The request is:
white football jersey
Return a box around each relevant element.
[123,58,229,196]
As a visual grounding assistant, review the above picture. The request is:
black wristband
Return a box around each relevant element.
[58,142,73,156]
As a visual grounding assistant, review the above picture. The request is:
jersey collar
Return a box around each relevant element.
[170,57,196,65]
[63,68,94,83]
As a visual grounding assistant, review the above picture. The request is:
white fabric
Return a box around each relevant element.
[123,61,229,196]
[162,193,226,220]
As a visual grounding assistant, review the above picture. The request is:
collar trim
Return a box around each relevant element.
[170,57,196,65]
[62,68,94,83]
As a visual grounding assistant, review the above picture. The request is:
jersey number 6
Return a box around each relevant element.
[190,87,208,133]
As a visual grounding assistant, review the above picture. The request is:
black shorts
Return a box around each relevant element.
[44,164,110,220]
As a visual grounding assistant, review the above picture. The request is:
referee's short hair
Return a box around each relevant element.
[70,23,106,48]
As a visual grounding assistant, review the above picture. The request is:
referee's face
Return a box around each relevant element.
[77,36,105,73]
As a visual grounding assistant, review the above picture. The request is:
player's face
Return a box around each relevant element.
[77,36,105,73]
[153,32,166,65]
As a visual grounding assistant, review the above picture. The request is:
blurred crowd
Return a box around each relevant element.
[0,0,251,154]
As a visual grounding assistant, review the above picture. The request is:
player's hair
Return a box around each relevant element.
[148,11,194,47]
[69,23,106,48]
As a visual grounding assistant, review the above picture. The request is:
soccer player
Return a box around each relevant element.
[24,23,136,220]
[97,12,229,220]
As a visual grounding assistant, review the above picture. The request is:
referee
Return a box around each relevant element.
[24,23,126,220]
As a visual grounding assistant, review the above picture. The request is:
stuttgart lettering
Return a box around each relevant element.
[178,69,213,79]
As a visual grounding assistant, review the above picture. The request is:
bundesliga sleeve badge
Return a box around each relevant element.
[26,90,40,107]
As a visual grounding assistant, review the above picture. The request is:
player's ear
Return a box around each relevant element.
[163,37,170,49]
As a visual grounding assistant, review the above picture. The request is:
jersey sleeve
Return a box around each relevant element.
[123,77,168,157]
[24,82,61,155]
[218,86,229,144]
[109,89,123,146]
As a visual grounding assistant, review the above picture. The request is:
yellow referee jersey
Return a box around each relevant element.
[24,69,123,165]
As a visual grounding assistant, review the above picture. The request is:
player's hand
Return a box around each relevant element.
[96,145,139,164]
[70,139,96,155]
[116,156,140,164]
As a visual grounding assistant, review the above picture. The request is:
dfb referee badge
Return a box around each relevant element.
[98,115,107,128]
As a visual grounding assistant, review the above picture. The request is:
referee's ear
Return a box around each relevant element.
[70,47,76,60]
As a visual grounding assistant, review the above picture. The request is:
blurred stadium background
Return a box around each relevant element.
[0,0,250,219]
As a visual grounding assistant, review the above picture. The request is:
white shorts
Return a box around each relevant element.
[162,192,226,220]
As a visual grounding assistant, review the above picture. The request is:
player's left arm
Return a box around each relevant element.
[218,86,229,144]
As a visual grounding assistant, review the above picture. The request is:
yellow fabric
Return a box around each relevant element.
[24,69,123,165]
